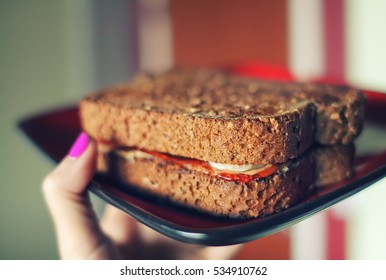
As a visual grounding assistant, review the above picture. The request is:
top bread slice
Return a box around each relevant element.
[80,68,364,165]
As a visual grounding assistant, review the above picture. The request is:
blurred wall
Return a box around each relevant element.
[345,0,386,259]
[0,0,97,259]
[1,0,386,260]
[346,0,386,91]
[1,0,79,259]
[171,0,288,67]
[0,0,136,259]
[289,0,386,260]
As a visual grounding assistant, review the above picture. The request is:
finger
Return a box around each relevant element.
[42,132,110,259]
[133,223,242,259]
[100,205,139,245]
[199,244,243,260]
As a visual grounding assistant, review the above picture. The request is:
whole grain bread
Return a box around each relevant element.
[80,68,364,165]
[240,80,365,145]
[96,144,354,218]
[97,148,315,218]
[313,144,355,187]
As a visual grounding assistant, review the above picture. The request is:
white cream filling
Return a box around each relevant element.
[208,162,267,172]
[98,143,275,175]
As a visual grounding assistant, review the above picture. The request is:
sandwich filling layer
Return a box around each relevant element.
[98,142,288,183]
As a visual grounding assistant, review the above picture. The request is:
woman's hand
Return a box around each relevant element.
[42,132,241,259]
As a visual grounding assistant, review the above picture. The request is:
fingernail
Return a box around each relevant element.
[68,132,90,158]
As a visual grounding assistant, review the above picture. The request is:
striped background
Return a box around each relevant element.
[1,0,386,259]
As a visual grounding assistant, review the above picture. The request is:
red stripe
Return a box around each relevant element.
[324,0,345,80]
[326,210,346,259]
[323,0,347,260]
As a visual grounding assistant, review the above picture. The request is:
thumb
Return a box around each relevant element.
[42,132,110,259]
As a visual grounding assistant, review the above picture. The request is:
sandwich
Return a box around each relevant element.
[79,68,364,218]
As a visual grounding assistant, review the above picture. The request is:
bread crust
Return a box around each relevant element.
[80,68,364,165]
[290,83,365,145]
[97,149,315,218]
[96,143,354,218]
[313,144,355,187]
[81,99,314,165]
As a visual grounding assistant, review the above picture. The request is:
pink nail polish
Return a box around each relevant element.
[67,132,90,158]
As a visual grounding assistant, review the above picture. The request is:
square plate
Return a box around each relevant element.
[18,74,386,246]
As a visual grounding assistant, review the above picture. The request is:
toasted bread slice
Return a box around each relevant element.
[80,68,364,165]
[313,144,355,187]
[97,147,315,218]
[239,79,365,145]
[96,144,354,218]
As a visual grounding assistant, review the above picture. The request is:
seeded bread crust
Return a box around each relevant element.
[249,81,365,145]
[97,149,315,218]
[313,144,355,187]
[96,144,354,218]
[81,99,313,165]
[80,68,364,165]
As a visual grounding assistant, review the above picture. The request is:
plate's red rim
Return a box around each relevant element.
[231,62,386,103]
[17,64,386,245]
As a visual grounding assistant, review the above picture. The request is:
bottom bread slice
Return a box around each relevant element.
[97,149,316,218]
[313,144,354,187]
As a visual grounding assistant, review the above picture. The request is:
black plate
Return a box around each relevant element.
[19,85,386,246]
